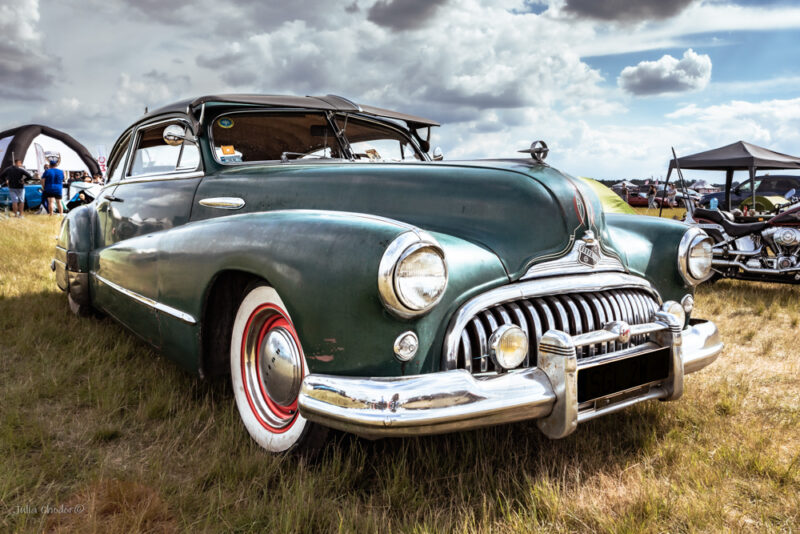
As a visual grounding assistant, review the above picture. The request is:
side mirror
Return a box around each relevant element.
[163,124,195,146]
[432,146,443,161]
[733,186,741,195]
[785,188,796,200]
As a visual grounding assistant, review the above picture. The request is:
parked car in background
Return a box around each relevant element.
[0,183,43,211]
[699,174,800,208]
[627,192,669,208]
[54,94,723,453]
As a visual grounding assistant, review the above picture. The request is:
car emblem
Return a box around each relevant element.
[604,321,632,344]
[577,230,600,267]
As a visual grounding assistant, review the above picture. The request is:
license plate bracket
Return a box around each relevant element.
[577,346,671,403]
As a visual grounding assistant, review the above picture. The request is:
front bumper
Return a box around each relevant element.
[297,317,722,439]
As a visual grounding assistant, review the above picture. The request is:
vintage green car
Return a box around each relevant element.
[53,94,723,453]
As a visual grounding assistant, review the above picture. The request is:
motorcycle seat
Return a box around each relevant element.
[693,208,767,238]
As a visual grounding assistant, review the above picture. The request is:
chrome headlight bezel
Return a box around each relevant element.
[378,231,448,319]
[678,227,714,285]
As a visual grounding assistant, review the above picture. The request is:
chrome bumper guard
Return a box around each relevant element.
[298,315,722,439]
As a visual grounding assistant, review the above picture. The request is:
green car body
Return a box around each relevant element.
[53,95,722,452]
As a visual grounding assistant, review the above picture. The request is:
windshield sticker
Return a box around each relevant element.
[221,145,236,155]
[217,117,234,128]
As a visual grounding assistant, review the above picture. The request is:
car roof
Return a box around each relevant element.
[139,94,440,129]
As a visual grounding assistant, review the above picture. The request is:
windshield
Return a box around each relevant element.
[209,110,423,164]
[210,112,344,163]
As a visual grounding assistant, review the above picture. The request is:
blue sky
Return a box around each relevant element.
[1,0,800,180]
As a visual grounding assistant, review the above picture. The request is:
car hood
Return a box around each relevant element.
[211,159,626,280]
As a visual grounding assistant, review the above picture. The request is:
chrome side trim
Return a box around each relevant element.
[442,272,660,370]
[119,171,204,185]
[91,272,196,324]
[521,243,626,279]
[198,197,246,210]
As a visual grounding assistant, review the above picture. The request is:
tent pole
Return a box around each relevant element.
[671,148,693,217]
[725,169,733,210]
[659,168,672,218]
[750,166,756,215]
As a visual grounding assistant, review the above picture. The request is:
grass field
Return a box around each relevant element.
[1,213,798,533]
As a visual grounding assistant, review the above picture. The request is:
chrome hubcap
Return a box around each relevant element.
[259,327,302,406]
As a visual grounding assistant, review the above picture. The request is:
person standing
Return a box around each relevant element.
[667,183,677,207]
[647,184,657,209]
[42,156,65,216]
[620,183,629,203]
[0,160,33,217]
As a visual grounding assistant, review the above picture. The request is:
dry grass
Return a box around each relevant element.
[632,207,687,219]
[1,214,798,533]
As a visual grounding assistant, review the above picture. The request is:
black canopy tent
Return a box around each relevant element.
[665,141,800,211]
[0,124,101,176]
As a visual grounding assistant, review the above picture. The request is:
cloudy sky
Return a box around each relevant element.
[2,0,800,179]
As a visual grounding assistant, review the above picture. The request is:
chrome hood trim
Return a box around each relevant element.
[521,237,625,280]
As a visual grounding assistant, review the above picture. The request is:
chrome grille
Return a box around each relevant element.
[455,288,659,373]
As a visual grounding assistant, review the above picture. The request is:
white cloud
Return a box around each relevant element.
[618,48,711,96]
[0,0,59,100]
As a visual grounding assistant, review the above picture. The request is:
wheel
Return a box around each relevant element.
[230,285,328,453]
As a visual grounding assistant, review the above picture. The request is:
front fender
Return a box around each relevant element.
[605,214,693,303]
[155,210,508,377]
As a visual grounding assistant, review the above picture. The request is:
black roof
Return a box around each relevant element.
[141,94,440,128]
[669,141,800,171]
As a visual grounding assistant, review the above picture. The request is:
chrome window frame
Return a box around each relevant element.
[124,116,203,182]
[330,112,428,162]
[105,127,135,185]
[206,108,429,167]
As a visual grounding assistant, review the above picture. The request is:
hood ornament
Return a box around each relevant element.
[518,140,548,163]
[577,230,600,267]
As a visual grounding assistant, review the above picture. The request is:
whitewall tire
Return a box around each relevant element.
[230,285,327,453]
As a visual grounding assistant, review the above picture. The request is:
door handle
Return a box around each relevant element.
[106,195,124,202]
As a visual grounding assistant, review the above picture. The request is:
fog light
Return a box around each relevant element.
[661,300,686,326]
[489,325,528,370]
[681,294,694,314]
[393,331,419,362]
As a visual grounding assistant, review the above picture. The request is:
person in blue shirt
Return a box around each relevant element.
[42,156,65,216]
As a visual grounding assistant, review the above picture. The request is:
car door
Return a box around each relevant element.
[93,117,203,348]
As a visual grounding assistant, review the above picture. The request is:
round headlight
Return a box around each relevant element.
[489,325,528,370]
[661,300,686,326]
[678,228,714,285]
[394,246,447,311]
[378,232,448,318]
[688,236,713,279]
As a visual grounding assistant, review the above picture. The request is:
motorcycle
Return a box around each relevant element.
[687,188,800,284]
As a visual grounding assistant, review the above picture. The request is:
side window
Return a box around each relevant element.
[106,131,132,184]
[128,121,200,177]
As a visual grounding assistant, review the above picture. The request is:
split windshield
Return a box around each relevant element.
[210,111,423,164]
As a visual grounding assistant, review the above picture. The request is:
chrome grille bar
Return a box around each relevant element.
[445,274,662,374]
